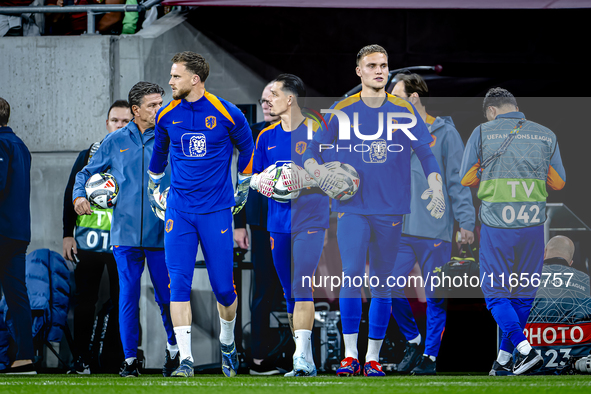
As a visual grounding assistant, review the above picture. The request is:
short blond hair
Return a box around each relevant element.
[356,44,388,66]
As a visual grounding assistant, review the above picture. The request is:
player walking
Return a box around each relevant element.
[302,45,446,376]
[249,74,330,376]
[148,51,254,378]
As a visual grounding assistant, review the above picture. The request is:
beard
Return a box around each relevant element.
[172,86,191,100]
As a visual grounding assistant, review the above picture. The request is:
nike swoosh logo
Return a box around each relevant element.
[173,121,183,124]
[120,148,129,152]
[434,242,442,247]
[513,357,527,371]
[308,231,318,234]
[268,146,276,150]
[392,222,401,226]
[221,228,228,234]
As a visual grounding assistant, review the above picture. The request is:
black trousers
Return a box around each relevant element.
[71,249,119,361]
[0,235,34,361]
[249,226,284,360]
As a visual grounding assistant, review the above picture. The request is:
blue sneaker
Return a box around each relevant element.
[336,357,361,376]
[221,342,239,377]
[171,358,194,377]
[293,357,317,377]
[363,361,385,377]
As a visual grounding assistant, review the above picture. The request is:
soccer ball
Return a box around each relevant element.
[328,162,360,201]
[269,163,300,203]
[85,173,119,209]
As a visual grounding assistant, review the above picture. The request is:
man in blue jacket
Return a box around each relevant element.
[389,74,475,375]
[0,97,35,374]
[73,82,178,378]
[460,88,565,376]
[63,99,131,374]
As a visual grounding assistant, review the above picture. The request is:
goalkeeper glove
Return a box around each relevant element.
[421,172,446,219]
[147,171,166,218]
[232,173,252,215]
[280,161,318,192]
[250,166,276,198]
[303,159,345,199]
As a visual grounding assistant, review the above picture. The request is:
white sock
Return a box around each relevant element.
[409,333,421,345]
[365,338,383,363]
[516,340,532,355]
[424,354,436,362]
[125,357,136,365]
[343,333,359,359]
[497,350,511,364]
[294,329,313,363]
[173,325,193,362]
[219,315,236,346]
[167,342,179,358]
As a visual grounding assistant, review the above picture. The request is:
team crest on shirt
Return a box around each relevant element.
[166,219,173,233]
[430,134,437,148]
[182,133,207,157]
[205,116,217,129]
[295,141,307,155]
[362,139,387,163]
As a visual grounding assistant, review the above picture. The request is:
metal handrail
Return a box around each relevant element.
[0,0,162,35]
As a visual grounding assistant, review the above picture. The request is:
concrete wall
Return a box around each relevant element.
[118,12,267,114]
[0,10,267,254]
[0,36,116,152]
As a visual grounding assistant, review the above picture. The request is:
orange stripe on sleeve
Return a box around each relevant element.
[157,100,181,124]
[461,160,481,188]
[242,152,254,175]
[204,92,235,125]
[547,165,566,190]
[386,93,416,115]
[255,122,279,150]
[328,93,361,124]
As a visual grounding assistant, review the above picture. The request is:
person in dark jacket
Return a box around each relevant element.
[0,97,35,374]
[62,100,132,374]
[73,83,178,378]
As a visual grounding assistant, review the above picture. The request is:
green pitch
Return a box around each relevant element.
[1,374,590,394]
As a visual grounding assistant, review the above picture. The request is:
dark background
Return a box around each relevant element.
[187,6,590,372]
[188,6,591,226]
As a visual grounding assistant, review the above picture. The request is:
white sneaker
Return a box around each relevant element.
[293,356,317,377]
[513,349,543,375]
[284,369,296,377]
